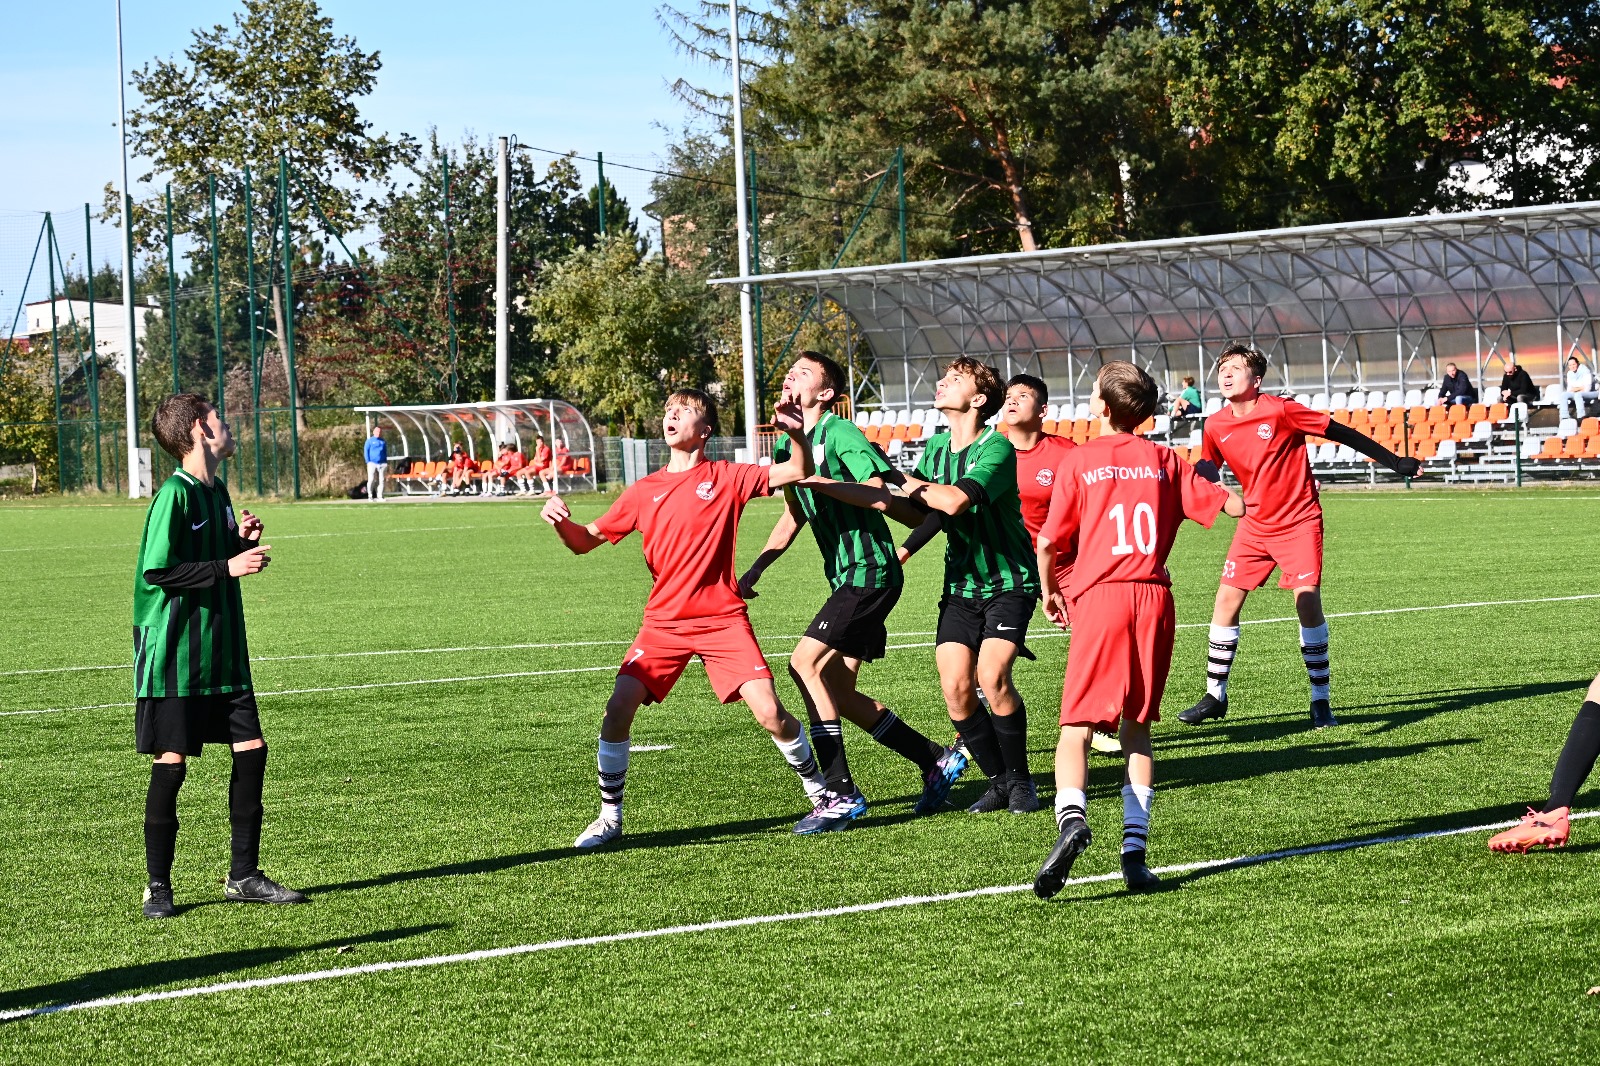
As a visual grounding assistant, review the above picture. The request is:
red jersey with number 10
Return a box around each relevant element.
[592,460,772,623]
[1040,434,1229,602]
[1200,394,1331,535]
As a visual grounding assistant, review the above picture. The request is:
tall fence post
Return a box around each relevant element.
[85,203,103,489]
[748,147,764,401]
[46,212,66,492]
[1514,411,1523,487]
[597,150,607,237]
[280,155,302,498]
[245,163,263,496]
[896,146,907,263]
[209,174,225,417]
[166,184,179,392]
[443,154,460,403]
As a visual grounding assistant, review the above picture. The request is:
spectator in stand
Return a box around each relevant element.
[444,443,476,495]
[528,437,554,496]
[1438,363,1477,407]
[1498,360,1539,406]
[1558,356,1597,421]
[491,442,525,496]
[363,425,388,501]
[1171,375,1203,420]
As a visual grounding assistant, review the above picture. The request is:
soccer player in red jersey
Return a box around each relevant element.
[1031,363,1244,898]
[540,388,827,848]
[1178,342,1419,730]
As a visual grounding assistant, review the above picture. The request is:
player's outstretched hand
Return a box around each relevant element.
[540,495,570,525]
[1192,459,1221,484]
[238,509,263,542]
[229,544,271,577]
[773,396,804,434]
[797,474,837,488]
[737,568,760,600]
[1395,456,1421,478]
[1043,590,1070,631]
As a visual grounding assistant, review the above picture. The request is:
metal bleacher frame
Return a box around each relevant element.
[713,201,1600,483]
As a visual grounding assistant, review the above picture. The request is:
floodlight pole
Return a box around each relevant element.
[116,0,141,497]
[728,0,759,456]
[495,135,509,405]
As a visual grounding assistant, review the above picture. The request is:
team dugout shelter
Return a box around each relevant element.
[355,399,598,495]
[713,201,1600,480]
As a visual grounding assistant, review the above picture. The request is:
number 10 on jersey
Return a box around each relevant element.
[1108,502,1157,556]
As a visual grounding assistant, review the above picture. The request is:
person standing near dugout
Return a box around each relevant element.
[1179,342,1420,730]
[134,394,306,918]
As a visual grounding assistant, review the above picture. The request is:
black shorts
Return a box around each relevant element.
[135,691,263,756]
[936,591,1037,657]
[805,584,901,662]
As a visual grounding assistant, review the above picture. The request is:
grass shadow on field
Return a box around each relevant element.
[1154,679,1590,751]
[0,923,445,1019]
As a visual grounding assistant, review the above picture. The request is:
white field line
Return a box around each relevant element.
[4,592,1598,718]
[4,811,1590,1024]
[6,592,1597,681]
[0,522,530,554]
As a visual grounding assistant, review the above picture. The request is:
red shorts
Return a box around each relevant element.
[1221,521,1323,591]
[618,615,773,705]
[1060,582,1175,729]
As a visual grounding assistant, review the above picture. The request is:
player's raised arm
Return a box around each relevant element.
[541,494,607,554]
[1321,420,1422,478]
[765,396,815,490]
[739,492,806,598]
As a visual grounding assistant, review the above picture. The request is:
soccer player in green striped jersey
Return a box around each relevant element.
[133,394,305,918]
[799,357,1043,815]
[738,353,969,832]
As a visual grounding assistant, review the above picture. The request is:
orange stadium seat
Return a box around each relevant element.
[1487,403,1508,422]
[1411,440,1436,460]
[1564,436,1587,459]
[905,423,923,441]
[1042,419,1058,435]
[1136,417,1156,435]
[1330,410,1351,425]
[1585,437,1600,459]
[1447,404,1469,424]
[1538,437,1565,460]
[1582,418,1600,439]
[1349,409,1370,428]
[1407,405,1428,425]
[1427,405,1448,423]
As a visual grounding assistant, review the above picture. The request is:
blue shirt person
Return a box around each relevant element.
[364,427,389,500]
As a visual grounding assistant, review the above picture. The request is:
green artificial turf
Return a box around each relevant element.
[2,487,1598,1062]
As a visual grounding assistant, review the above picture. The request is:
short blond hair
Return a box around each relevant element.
[666,387,719,437]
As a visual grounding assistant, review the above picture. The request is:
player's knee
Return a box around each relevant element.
[975,665,1012,698]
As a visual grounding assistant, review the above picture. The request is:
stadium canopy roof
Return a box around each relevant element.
[353,399,598,492]
[710,201,1600,407]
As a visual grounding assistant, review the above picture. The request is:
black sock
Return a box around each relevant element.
[144,762,186,884]
[952,707,1006,781]
[1547,701,1600,812]
[229,746,268,881]
[868,709,942,773]
[810,722,854,794]
[991,704,1030,779]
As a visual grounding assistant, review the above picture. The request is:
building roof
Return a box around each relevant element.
[708,200,1600,360]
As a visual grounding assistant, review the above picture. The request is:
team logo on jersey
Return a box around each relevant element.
[1036,468,1055,487]
[695,480,716,501]
[1256,423,1273,441]
[812,443,826,466]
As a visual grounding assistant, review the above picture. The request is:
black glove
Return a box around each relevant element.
[1395,456,1421,478]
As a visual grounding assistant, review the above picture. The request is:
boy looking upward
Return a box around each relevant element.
[1179,342,1419,730]
[799,357,1042,815]
[1032,364,1244,898]
[540,388,827,848]
[134,393,305,918]
[738,352,969,832]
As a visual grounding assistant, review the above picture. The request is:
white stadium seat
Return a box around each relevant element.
[1368,392,1389,410]
[1152,415,1171,436]
[1385,390,1405,407]
[1294,393,1313,407]
[1334,444,1358,463]
[868,410,885,426]
[1073,401,1091,420]
[1329,391,1349,411]
[1423,392,1441,408]
[1469,420,1493,442]
[1433,439,1458,462]
[1310,392,1330,410]
[1044,403,1060,421]
[1313,442,1336,464]
[1188,429,1203,446]
[1521,437,1543,459]
[1509,401,1529,424]
[1347,391,1366,409]
[854,411,870,428]
[1403,388,1423,406]
[1559,417,1579,438]
[1204,396,1223,416]
[1545,382,1565,402]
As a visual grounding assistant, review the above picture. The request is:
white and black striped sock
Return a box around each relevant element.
[597,738,630,822]
[1054,787,1087,831]
[1122,783,1153,854]
[1207,624,1241,701]
[774,731,828,800]
[1300,623,1331,702]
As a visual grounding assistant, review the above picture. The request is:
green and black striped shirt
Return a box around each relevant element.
[132,470,253,698]
[773,412,902,591]
[913,428,1039,598]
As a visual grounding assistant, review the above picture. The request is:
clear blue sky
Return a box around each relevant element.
[1,0,728,312]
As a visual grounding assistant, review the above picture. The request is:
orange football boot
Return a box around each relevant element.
[1487,807,1571,853]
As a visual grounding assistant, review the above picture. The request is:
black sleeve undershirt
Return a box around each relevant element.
[1323,420,1406,473]
[144,560,229,591]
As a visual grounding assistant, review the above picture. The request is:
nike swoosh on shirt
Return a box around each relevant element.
[1296,571,1315,579]
[191,520,208,530]
[996,624,1015,631]
[1220,432,1235,443]
[652,492,670,502]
